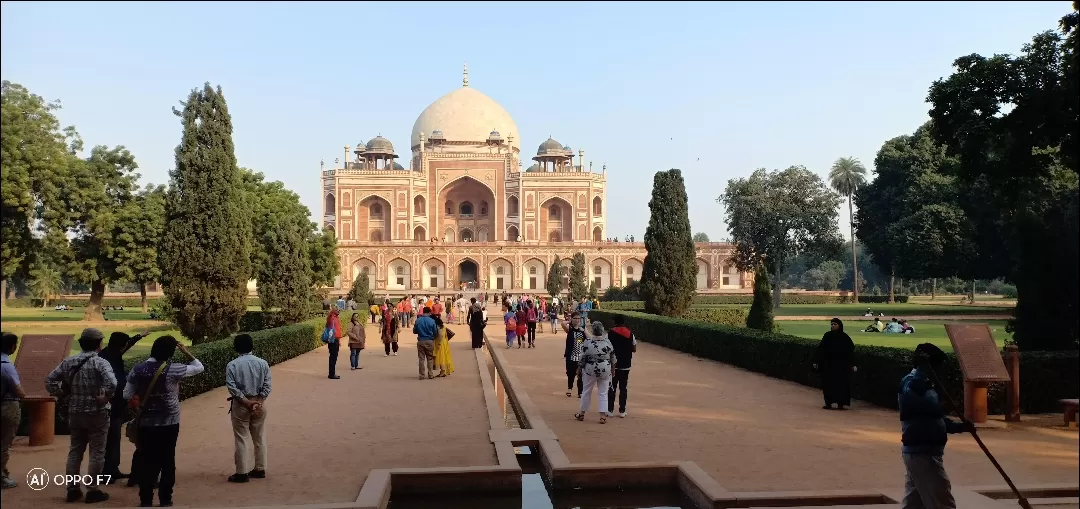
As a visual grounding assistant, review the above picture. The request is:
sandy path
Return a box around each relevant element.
[5,323,495,508]
[501,328,1078,492]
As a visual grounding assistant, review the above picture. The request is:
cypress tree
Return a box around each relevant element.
[546,255,564,298]
[746,265,774,332]
[569,252,587,301]
[641,169,697,316]
[159,83,251,343]
[348,272,373,304]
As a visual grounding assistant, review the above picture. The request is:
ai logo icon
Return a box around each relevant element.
[27,467,50,490]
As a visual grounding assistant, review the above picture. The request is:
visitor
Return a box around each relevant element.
[864,317,884,333]
[124,336,203,507]
[336,296,346,310]
[369,302,379,324]
[549,302,560,332]
[432,315,455,377]
[579,297,592,323]
[812,318,857,410]
[382,305,400,356]
[525,300,538,347]
[403,297,414,328]
[898,343,972,508]
[433,297,444,321]
[413,307,437,380]
[224,334,271,483]
[885,318,904,334]
[468,300,485,349]
[607,315,637,418]
[326,308,343,379]
[864,308,874,317]
[348,312,366,370]
[45,328,117,503]
[901,319,915,334]
[574,321,614,424]
[456,296,468,326]
[1,332,27,490]
[561,312,586,398]
[101,332,146,483]
[514,304,528,349]
[396,299,406,330]
[537,298,547,334]
[503,303,518,348]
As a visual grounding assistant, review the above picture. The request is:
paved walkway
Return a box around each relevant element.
[5,323,494,508]
[500,328,1078,492]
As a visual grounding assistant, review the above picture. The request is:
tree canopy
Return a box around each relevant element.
[641,169,697,316]
[692,232,710,242]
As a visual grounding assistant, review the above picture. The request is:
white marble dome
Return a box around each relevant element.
[411,87,519,150]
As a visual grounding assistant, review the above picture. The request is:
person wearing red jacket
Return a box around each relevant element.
[607,315,637,418]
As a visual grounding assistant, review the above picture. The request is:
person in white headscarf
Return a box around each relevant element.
[574,321,614,424]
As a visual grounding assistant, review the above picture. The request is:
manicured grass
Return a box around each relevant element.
[0,306,156,322]
[697,303,1012,317]
[1,324,190,361]
[774,319,1010,352]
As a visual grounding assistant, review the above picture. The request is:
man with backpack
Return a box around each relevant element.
[45,328,118,503]
[607,315,637,418]
[525,300,539,347]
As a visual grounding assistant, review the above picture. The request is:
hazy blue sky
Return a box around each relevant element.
[1,1,1070,240]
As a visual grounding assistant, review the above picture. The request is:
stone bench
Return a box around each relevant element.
[1062,399,1079,428]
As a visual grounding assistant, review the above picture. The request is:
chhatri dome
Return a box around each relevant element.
[410,64,520,150]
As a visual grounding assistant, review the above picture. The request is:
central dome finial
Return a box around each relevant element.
[462,62,469,88]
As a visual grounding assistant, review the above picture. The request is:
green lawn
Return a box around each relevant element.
[696,303,1012,317]
[1,306,157,322]
[775,319,1010,352]
[0,324,190,361]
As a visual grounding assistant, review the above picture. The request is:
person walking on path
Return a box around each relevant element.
[369,302,380,324]
[326,309,343,379]
[225,334,272,484]
[503,302,518,348]
[561,313,586,398]
[100,332,145,483]
[124,336,204,508]
[898,343,972,509]
[525,300,538,347]
[514,304,528,349]
[382,306,400,356]
[46,328,117,504]
[1,332,28,489]
[432,315,455,377]
[607,315,637,418]
[348,313,366,370]
[468,300,486,349]
[813,318,857,410]
[413,307,438,380]
[574,321,614,424]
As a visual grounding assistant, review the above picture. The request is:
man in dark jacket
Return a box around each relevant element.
[561,312,586,398]
[100,332,144,483]
[607,315,637,418]
[898,343,971,509]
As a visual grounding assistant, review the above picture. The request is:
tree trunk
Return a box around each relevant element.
[969,279,976,304]
[849,198,859,303]
[772,262,782,310]
[1,279,6,309]
[931,278,936,300]
[899,278,904,296]
[84,280,106,321]
[140,282,148,313]
[888,271,895,304]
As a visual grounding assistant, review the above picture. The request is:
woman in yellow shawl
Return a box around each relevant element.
[433,315,455,377]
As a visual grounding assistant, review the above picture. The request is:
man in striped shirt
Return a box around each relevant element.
[224,334,272,483]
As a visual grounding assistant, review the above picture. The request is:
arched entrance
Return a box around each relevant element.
[458,260,479,289]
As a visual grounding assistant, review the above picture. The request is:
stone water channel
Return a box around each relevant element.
[386,346,695,509]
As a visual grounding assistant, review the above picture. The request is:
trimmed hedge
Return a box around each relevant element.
[19,315,330,436]
[602,295,911,306]
[590,310,1078,414]
[594,303,747,326]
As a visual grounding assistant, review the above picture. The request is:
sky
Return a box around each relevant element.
[1,1,1071,241]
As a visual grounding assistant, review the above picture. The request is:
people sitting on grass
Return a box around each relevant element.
[900,319,915,334]
[884,318,904,334]
[864,317,884,333]
[863,308,874,317]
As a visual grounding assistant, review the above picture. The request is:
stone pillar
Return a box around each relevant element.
[1005,344,1021,422]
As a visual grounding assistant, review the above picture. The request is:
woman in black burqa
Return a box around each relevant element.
[813,318,857,410]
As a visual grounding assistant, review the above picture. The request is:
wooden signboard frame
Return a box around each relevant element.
[13,334,74,398]
[945,323,1009,424]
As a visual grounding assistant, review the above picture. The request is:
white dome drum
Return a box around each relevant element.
[411,87,520,150]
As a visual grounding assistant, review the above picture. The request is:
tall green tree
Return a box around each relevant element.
[720,166,843,309]
[641,169,697,316]
[568,252,587,301]
[347,272,373,304]
[828,157,868,298]
[28,260,62,308]
[692,232,710,243]
[257,213,312,322]
[926,9,1078,349]
[0,81,72,308]
[308,227,339,288]
[546,255,564,298]
[114,184,166,312]
[160,83,251,343]
[745,265,774,332]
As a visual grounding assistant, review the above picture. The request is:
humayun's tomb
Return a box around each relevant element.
[322,67,751,295]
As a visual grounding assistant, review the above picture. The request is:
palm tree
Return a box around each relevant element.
[28,261,63,308]
[829,157,868,301]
